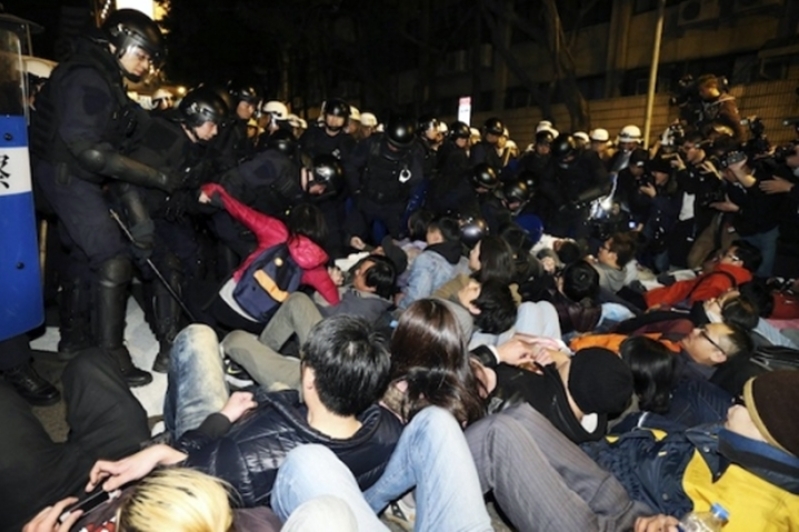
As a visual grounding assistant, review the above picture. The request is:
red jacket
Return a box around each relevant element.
[202,183,340,305]
[644,263,751,309]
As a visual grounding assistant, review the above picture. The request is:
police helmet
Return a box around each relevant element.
[449,121,471,140]
[229,83,262,105]
[266,129,298,157]
[103,9,164,71]
[418,115,440,135]
[535,129,555,145]
[263,100,288,120]
[483,117,505,136]
[178,87,228,128]
[324,98,351,119]
[385,116,416,149]
[502,179,531,205]
[310,154,344,194]
[360,112,378,128]
[619,125,642,143]
[470,163,499,190]
[460,217,488,249]
[551,134,579,163]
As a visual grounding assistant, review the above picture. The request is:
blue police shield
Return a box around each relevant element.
[0,29,44,341]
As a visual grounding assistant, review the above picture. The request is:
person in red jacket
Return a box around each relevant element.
[194,183,340,335]
[644,241,761,309]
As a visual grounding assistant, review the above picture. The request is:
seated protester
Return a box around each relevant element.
[465,371,799,532]
[739,280,799,348]
[643,240,761,310]
[433,234,518,303]
[590,231,637,294]
[435,276,518,349]
[471,344,634,443]
[165,318,402,507]
[571,322,753,427]
[193,185,339,334]
[398,216,466,310]
[222,255,397,390]
[543,260,603,337]
[614,287,759,337]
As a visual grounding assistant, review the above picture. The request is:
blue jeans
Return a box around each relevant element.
[164,324,230,439]
[740,226,779,278]
[271,407,492,531]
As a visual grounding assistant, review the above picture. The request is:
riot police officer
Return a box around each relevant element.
[299,97,356,161]
[117,86,227,372]
[30,9,174,386]
[344,116,424,241]
[207,82,261,173]
[470,117,505,174]
[540,133,611,239]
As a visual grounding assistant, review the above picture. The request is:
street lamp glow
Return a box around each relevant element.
[115,0,155,19]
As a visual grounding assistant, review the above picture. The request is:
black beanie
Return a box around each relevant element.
[568,348,633,415]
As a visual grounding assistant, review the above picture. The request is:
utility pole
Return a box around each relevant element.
[643,0,666,148]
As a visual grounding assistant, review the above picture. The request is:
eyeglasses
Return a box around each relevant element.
[732,396,746,406]
[699,327,726,356]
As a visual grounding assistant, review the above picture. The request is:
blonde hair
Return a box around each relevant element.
[117,468,234,532]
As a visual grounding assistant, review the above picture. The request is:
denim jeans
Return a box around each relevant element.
[164,324,230,439]
[271,407,492,531]
[740,226,779,278]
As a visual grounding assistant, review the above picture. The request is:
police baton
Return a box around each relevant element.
[109,209,197,322]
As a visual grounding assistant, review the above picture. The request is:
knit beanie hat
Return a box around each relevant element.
[568,347,633,415]
[743,371,799,457]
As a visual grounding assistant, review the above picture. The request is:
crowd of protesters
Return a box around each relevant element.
[2,8,799,532]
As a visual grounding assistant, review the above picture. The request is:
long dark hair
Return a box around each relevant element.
[287,203,327,247]
[389,299,485,425]
[474,235,515,285]
[619,336,678,413]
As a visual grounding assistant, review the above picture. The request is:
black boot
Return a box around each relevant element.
[3,361,61,406]
[150,262,182,373]
[57,277,94,359]
[96,257,152,387]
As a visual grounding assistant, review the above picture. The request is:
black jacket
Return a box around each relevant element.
[176,390,403,507]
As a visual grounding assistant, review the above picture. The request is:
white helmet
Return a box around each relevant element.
[349,106,361,122]
[298,117,308,129]
[470,127,481,138]
[287,113,302,128]
[438,121,448,134]
[573,131,589,143]
[360,112,378,127]
[589,128,610,142]
[619,125,642,143]
[535,120,554,133]
[263,100,288,120]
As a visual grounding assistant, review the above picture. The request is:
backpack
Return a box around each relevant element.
[233,243,303,321]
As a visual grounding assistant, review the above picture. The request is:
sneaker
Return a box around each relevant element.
[383,499,415,531]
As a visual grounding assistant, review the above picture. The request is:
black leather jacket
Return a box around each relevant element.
[176,390,403,506]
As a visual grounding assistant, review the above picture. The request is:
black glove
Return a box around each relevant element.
[128,219,155,262]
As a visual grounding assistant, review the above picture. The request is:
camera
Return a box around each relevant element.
[721,150,747,168]
[741,116,771,157]
[774,143,798,163]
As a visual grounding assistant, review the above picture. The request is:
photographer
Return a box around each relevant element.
[677,74,745,141]
[632,157,681,272]
[760,142,799,205]
[666,132,725,268]
[710,151,785,277]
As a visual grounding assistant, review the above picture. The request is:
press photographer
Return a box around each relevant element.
[673,74,745,140]
[709,148,786,277]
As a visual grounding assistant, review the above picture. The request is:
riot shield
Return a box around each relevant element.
[0,28,44,341]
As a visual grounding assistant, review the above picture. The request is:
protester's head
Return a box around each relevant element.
[469,235,515,285]
[117,468,233,532]
[555,240,584,265]
[738,279,774,318]
[407,209,435,242]
[703,288,758,330]
[389,299,484,425]
[680,322,753,366]
[620,336,678,414]
[287,203,328,248]
[565,348,634,417]
[598,232,636,269]
[730,371,799,456]
[457,277,517,334]
[720,240,762,274]
[559,260,600,302]
[351,255,396,299]
[301,316,391,417]
[426,216,460,245]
